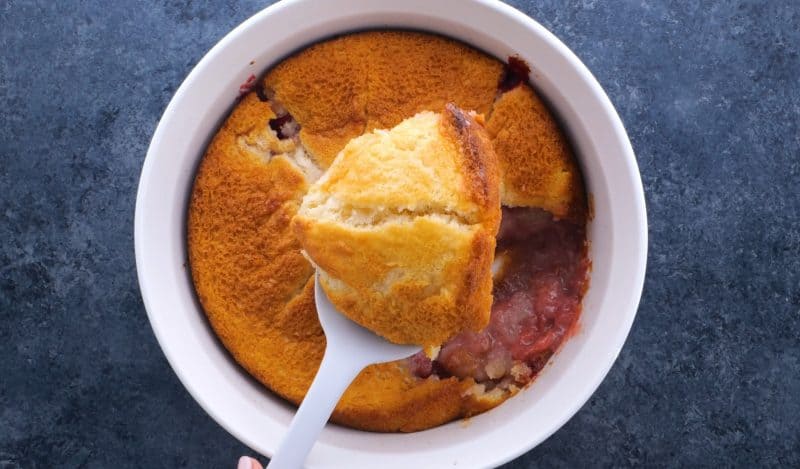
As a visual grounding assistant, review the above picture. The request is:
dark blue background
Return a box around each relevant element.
[1,1,798,467]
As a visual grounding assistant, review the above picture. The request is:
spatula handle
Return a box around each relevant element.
[267,347,364,469]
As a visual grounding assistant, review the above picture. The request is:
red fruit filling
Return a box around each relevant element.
[408,207,589,388]
[497,56,532,93]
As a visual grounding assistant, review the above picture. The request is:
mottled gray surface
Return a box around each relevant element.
[1,0,798,467]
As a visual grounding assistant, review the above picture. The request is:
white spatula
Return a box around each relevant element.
[267,272,421,469]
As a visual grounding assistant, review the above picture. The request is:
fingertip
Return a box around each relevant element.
[238,455,262,469]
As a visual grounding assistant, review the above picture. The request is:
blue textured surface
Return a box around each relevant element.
[1,1,799,467]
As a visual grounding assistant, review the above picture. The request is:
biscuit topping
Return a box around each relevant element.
[292,106,501,347]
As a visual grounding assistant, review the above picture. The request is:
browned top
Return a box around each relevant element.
[187,30,587,432]
[486,85,585,219]
[291,105,500,346]
[442,103,500,213]
[265,31,503,168]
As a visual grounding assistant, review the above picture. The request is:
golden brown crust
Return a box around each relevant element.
[362,31,503,132]
[486,85,586,219]
[263,36,370,168]
[263,30,583,218]
[440,104,501,334]
[441,103,501,217]
[292,106,500,346]
[188,92,510,432]
[187,94,320,405]
[188,30,586,433]
[263,31,503,168]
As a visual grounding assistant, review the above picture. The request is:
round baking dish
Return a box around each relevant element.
[135,0,647,467]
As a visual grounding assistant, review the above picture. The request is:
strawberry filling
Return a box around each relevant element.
[409,207,589,388]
